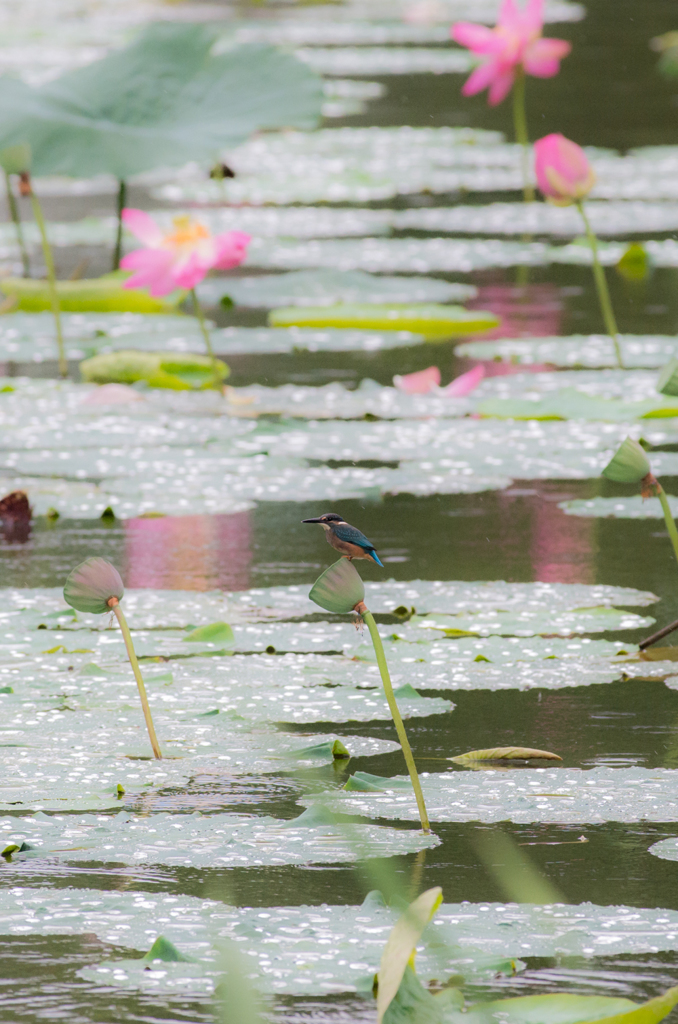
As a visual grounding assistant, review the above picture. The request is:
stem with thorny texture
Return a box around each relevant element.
[109,599,162,759]
[512,67,534,204]
[362,608,431,833]
[112,179,127,272]
[576,200,624,369]
[5,172,29,277]
[658,486,678,569]
[28,189,67,377]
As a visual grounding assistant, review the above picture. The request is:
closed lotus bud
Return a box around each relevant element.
[602,437,652,484]
[658,358,678,397]
[309,558,365,614]
[534,133,596,207]
[63,557,124,614]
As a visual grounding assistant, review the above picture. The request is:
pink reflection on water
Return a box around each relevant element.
[530,493,596,585]
[123,512,252,591]
[468,279,563,341]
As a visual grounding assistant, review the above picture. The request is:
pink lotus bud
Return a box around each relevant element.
[393,366,441,394]
[534,134,596,206]
[442,364,485,396]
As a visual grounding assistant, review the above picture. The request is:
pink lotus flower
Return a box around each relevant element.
[393,366,441,394]
[120,209,250,296]
[534,133,596,205]
[443,364,485,396]
[451,0,571,106]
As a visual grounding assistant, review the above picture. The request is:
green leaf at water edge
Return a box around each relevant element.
[377,887,443,1023]
[450,746,562,764]
[309,558,365,614]
[657,358,678,397]
[442,987,678,1024]
[80,351,229,391]
[0,25,323,180]
[269,304,500,340]
[141,936,193,964]
[0,275,184,313]
[183,623,235,646]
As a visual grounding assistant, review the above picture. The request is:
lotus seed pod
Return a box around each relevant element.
[309,558,365,614]
[602,437,652,484]
[63,556,124,614]
[658,359,678,397]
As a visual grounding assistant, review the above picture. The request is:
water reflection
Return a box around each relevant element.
[123,511,252,591]
[468,278,563,340]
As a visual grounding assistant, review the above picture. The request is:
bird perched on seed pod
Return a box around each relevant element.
[302,512,384,566]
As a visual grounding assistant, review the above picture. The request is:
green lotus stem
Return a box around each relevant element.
[363,609,431,833]
[29,191,66,377]
[4,172,29,277]
[512,67,534,203]
[112,178,127,272]
[191,286,221,388]
[657,486,678,568]
[110,600,162,760]
[576,200,624,369]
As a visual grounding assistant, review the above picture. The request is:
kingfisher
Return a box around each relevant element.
[302,512,384,566]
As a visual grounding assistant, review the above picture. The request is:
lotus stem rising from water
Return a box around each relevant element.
[63,556,162,759]
[309,558,430,833]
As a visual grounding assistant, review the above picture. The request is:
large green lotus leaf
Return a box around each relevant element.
[149,128,592,206]
[157,207,394,243]
[262,418,678,480]
[0,581,655,632]
[395,201,678,238]
[222,380,476,420]
[294,45,473,76]
[561,496,678,519]
[476,390,678,423]
[474,370,663,404]
[79,895,678,998]
[0,808,438,868]
[441,990,678,1024]
[197,270,476,309]
[244,236,548,274]
[0,26,323,178]
[301,766,678,823]
[268,304,499,339]
[0,748,305,812]
[0,275,183,313]
[80,351,229,391]
[649,837,678,862]
[0,657,453,729]
[401,606,654,637]
[549,239,678,268]
[457,335,678,370]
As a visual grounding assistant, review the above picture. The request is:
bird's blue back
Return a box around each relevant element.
[332,522,373,549]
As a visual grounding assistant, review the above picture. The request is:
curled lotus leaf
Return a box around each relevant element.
[309,558,366,615]
[63,557,124,615]
[450,746,562,764]
[602,437,652,484]
[269,303,499,340]
[80,351,229,391]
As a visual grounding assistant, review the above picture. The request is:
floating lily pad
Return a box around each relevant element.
[476,389,678,422]
[78,894,678,998]
[294,46,474,76]
[245,236,548,273]
[269,304,499,339]
[0,275,184,314]
[457,335,678,370]
[648,837,678,862]
[0,808,438,868]
[394,201,678,238]
[199,270,475,310]
[561,495,678,519]
[302,767,678,823]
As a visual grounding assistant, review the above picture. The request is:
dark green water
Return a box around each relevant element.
[4,1,678,1021]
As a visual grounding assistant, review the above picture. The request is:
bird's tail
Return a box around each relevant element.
[369,549,384,567]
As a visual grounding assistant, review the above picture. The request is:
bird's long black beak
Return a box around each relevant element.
[302,517,322,523]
